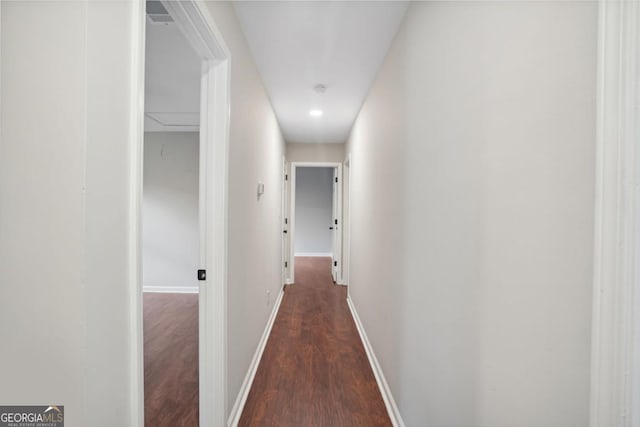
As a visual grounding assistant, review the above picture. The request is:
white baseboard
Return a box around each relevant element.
[347,296,405,427]
[228,286,285,427]
[294,252,332,257]
[143,285,199,294]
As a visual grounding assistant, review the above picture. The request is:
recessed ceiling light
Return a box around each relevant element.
[309,109,323,117]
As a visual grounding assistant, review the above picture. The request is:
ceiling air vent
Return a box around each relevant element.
[146,1,174,24]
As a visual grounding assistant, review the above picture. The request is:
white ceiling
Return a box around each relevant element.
[143,1,408,139]
[233,1,408,144]
[144,15,201,132]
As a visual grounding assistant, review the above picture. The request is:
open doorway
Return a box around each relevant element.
[135,1,230,425]
[142,2,201,425]
[288,162,344,284]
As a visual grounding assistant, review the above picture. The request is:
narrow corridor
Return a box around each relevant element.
[239,257,390,426]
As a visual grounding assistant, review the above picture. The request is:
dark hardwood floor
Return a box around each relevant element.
[239,257,391,427]
[144,292,198,427]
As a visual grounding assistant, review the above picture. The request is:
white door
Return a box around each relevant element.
[282,159,290,284]
[331,167,338,282]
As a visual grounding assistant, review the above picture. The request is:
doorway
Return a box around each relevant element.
[288,162,344,285]
[133,1,230,425]
[142,3,201,424]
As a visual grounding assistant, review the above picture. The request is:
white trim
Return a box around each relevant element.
[347,296,405,427]
[143,286,199,294]
[196,19,231,427]
[128,0,146,425]
[289,162,343,284]
[590,2,640,427]
[294,252,332,257]
[281,155,287,285]
[163,0,228,63]
[280,155,292,284]
[228,287,285,427]
[341,153,352,288]
[197,55,228,427]
[283,160,292,283]
[291,162,343,168]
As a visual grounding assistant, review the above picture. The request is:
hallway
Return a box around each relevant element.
[1,1,622,426]
[239,257,390,426]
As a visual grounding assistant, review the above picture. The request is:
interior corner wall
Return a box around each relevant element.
[203,2,286,418]
[143,132,199,292]
[286,142,345,163]
[0,1,138,425]
[294,167,334,255]
[346,2,597,426]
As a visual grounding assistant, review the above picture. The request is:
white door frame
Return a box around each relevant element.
[288,162,344,285]
[130,1,231,425]
[343,154,352,289]
[330,167,339,282]
[281,156,290,285]
[590,1,640,426]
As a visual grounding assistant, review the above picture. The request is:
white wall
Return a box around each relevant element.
[295,167,334,255]
[286,142,345,163]
[203,2,286,419]
[143,132,199,292]
[346,2,596,427]
[0,2,285,425]
[0,1,138,425]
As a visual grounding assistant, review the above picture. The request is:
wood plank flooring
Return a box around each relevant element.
[239,257,391,427]
[144,292,198,426]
